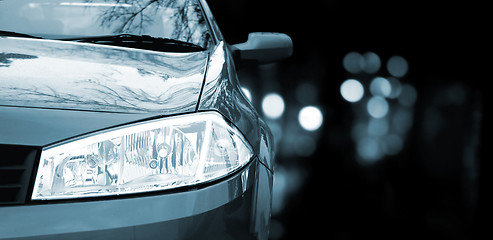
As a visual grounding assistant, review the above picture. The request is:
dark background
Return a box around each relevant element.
[207,1,486,239]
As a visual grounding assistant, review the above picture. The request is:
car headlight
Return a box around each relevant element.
[32,112,253,200]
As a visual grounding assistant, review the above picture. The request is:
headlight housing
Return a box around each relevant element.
[32,112,253,200]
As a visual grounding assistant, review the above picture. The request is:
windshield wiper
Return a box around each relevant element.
[0,30,42,39]
[58,34,205,52]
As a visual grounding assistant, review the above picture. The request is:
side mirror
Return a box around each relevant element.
[230,32,293,67]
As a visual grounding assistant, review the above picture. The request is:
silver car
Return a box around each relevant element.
[0,0,292,239]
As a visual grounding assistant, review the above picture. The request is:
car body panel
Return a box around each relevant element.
[0,159,271,240]
[198,42,274,171]
[0,37,208,113]
[0,106,158,146]
[0,0,275,239]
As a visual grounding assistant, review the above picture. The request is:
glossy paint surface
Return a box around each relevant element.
[198,42,274,170]
[0,37,208,113]
[0,1,275,238]
[0,106,157,146]
[197,42,274,239]
[0,160,265,239]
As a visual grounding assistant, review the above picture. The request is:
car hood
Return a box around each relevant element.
[0,37,209,113]
[0,37,210,146]
[0,106,160,146]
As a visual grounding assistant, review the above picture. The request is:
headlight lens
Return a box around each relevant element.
[32,112,253,200]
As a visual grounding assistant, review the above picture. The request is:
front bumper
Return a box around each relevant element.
[0,159,273,240]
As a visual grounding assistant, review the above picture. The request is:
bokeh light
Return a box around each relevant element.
[387,77,403,99]
[369,77,392,97]
[398,84,418,107]
[298,106,323,131]
[363,52,381,74]
[392,108,414,134]
[357,137,383,163]
[382,134,403,156]
[387,55,409,77]
[343,52,365,74]
[340,79,364,102]
[262,93,285,119]
[368,117,389,137]
[367,96,389,118]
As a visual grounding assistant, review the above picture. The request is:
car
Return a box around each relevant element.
[0,0,292,239]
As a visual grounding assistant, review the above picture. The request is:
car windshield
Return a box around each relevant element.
[0,0,212,49]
